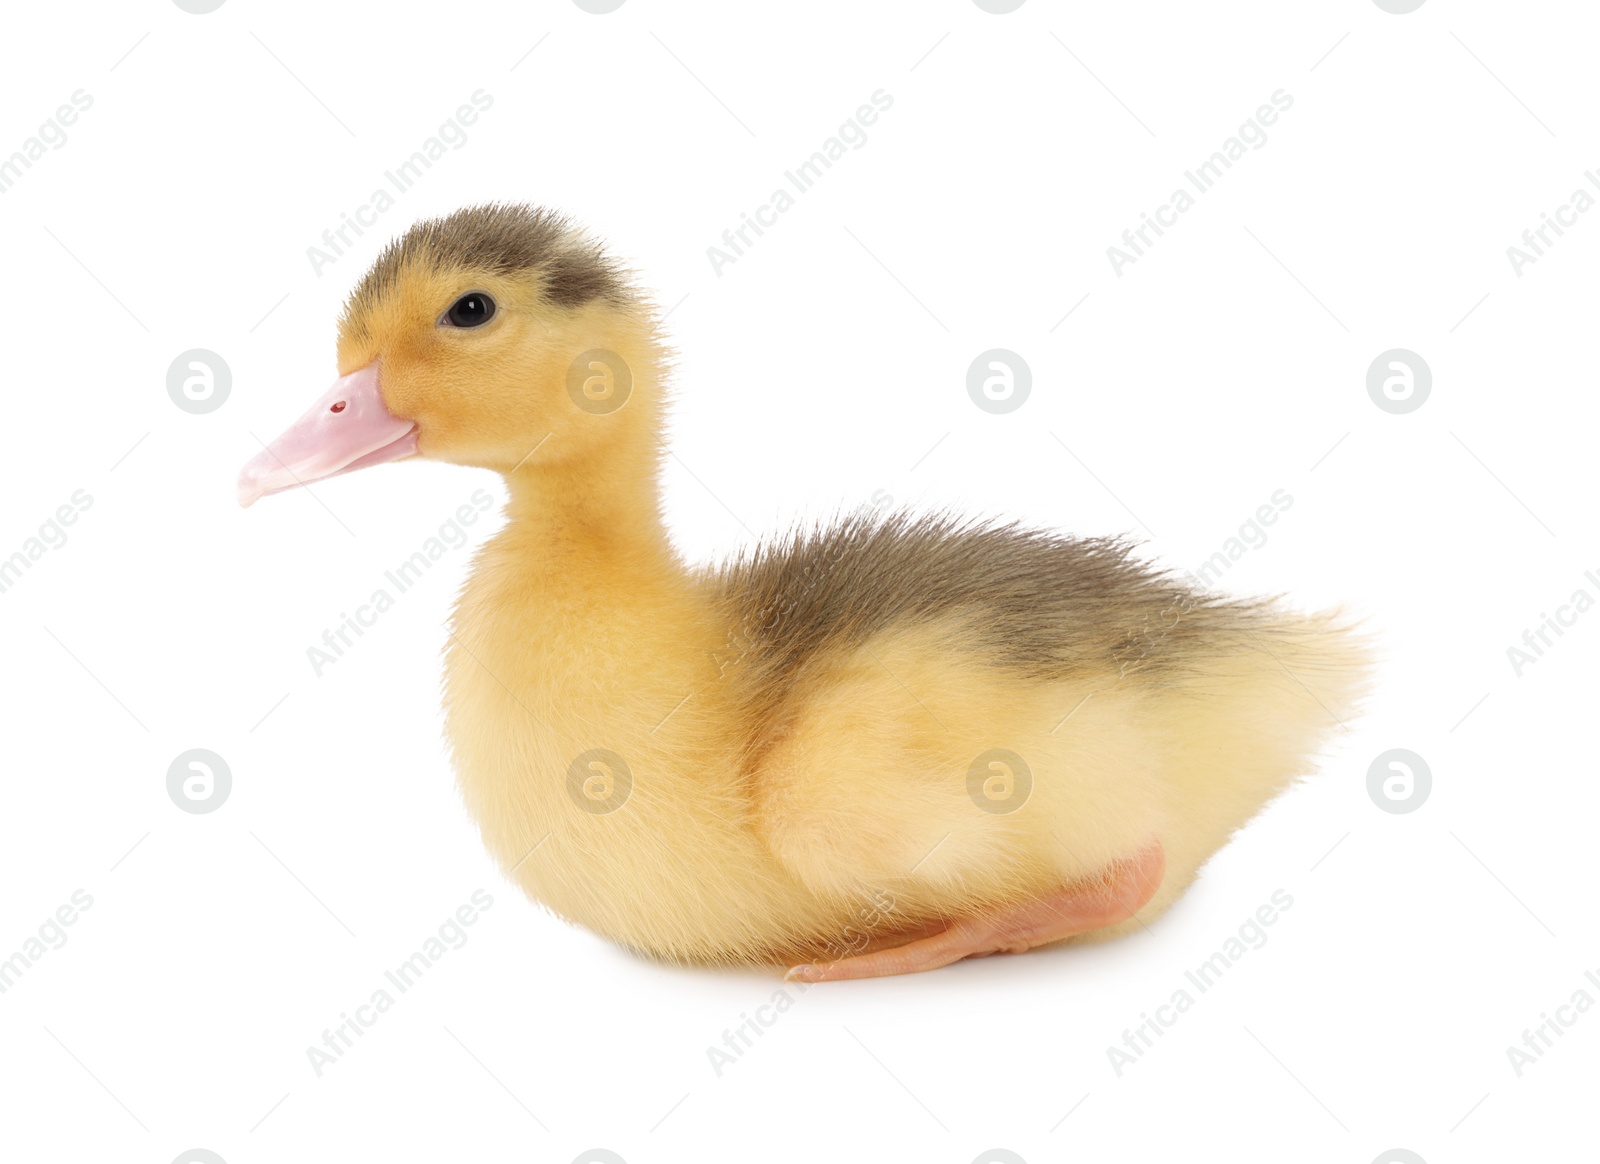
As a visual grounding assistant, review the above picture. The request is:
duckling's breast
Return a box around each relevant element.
[441,531,843,963]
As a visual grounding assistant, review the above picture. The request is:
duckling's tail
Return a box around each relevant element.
[1121,604,1374,924]
[1177,604,1375,731]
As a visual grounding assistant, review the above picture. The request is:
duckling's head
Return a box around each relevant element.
[238,204,660,506]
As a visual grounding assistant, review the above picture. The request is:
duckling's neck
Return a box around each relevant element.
[500,452,678,586]
[463,437,716,732]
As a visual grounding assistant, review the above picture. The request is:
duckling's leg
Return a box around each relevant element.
[785,841,1164,981]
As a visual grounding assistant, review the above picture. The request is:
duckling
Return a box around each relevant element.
[238,204,1370,979]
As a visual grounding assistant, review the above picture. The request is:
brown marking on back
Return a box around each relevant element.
[706,509,1278,729]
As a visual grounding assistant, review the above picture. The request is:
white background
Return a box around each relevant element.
[1,1,1595,1162]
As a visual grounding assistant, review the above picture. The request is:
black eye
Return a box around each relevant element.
[442,292,495,328]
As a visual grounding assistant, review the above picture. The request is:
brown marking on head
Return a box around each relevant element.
[330,204,662,477]
[341,203,630,340]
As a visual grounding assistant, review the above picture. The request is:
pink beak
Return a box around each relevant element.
[237,362,418,507]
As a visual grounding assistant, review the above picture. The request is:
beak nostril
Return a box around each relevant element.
[236,361,413,508]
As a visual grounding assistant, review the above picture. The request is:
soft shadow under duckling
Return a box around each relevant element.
[239,204,1371,980]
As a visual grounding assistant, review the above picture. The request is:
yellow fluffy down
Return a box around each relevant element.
[447,540,1368,965]
[317,206,1372,969]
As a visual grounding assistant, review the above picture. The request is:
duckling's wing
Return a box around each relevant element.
[704,510,1369,976]
[705,509,1270,704]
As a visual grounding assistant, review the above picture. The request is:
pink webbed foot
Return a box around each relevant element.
[785,841,1165,982]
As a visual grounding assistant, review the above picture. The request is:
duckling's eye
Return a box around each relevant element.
[442,292,496,328]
